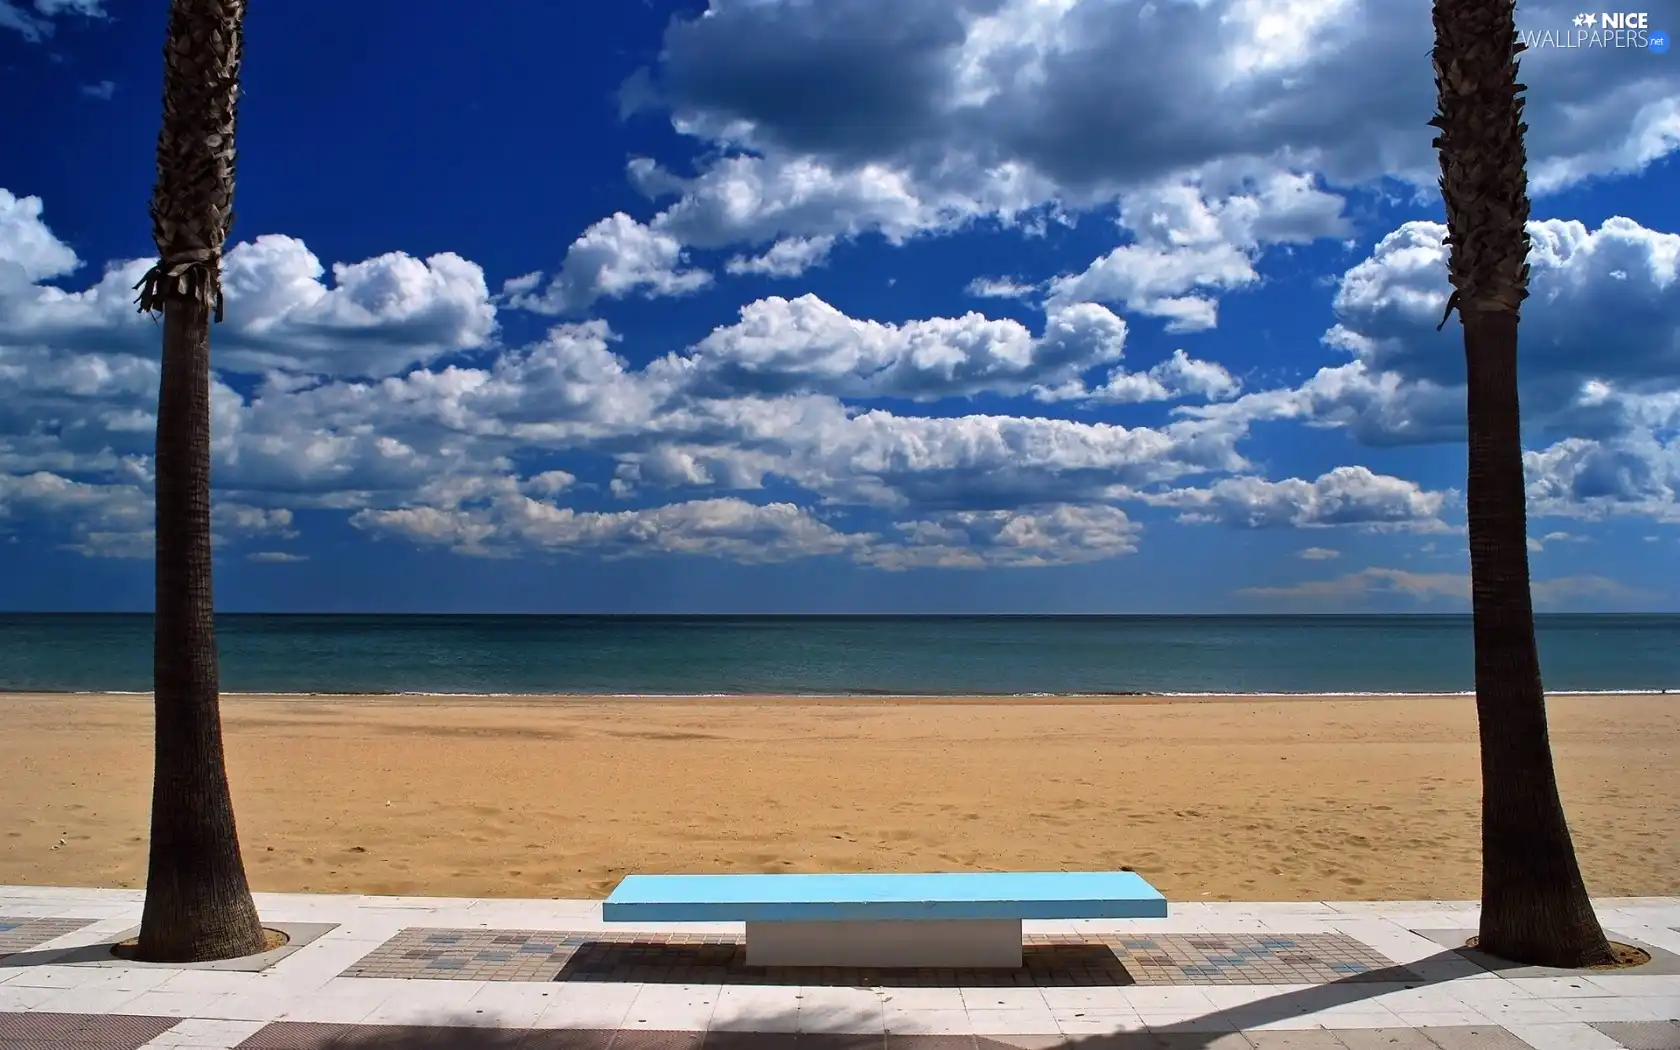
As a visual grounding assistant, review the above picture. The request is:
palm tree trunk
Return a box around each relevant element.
[1462,308,1613,967]
[133,0,265,963]
[1430,0,1614,968]
[138,294,265,962]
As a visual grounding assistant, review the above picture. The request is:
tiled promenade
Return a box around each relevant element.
[1,886,1676,1049]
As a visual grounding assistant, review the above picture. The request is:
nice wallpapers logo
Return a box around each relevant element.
[1519,11,1671,52]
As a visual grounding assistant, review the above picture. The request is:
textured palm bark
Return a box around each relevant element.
[133,0,265,963]
[1430,0,1614,967]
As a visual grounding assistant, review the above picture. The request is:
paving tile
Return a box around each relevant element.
[138,1017,268,1047]
[0,1010,179,1048]
[971,1037,1066,1050]
[1590,1020,1680,1049]
[1412,1026,1534,1049]
[1153,1034,1261,1049]
[1502,1021,1630,1050]
[515,1031,618,1049]
[964,1009,1060,1035]
[0,917,99,958]
[607,1031,707,1050]
[783,1035,887,1050]
[1107,935,1414,987]
[882,1037,980,1050]
[1332,1029,1445,1049]
[700,1034,813,1050]
[1241,1033,1352,1049]
[336,929,1411,989]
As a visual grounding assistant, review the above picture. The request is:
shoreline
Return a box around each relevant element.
[0,687,1672,704]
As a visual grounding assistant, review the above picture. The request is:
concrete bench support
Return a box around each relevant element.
[603,870,1168,971]
[744,917,1022,968]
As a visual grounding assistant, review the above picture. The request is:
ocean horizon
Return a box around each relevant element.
[1,612,1676,697]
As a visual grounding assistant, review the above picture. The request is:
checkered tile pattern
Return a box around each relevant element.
[341,928,1411,987]
[341,928,579,980]
[0,915,96,957]
[1102,932,1413,984]
[0,1012,179,1049]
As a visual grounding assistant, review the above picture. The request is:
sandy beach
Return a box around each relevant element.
[1,692,1675,902]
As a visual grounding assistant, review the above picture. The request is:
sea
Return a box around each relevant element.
[0,613,1675,697]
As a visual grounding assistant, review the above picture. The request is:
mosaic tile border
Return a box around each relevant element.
[341,929,1414,988]
[0,915,98,960]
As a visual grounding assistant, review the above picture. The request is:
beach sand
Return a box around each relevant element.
[1,692,1675,902]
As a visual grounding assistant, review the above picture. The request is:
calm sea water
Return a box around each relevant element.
[0,613,1675,696]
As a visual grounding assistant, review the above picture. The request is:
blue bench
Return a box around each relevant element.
[603,870,1167,968]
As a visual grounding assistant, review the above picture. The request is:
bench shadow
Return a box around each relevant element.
[249,949,1488,1048]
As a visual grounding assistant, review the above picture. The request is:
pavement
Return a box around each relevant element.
[1,886,1677,1049]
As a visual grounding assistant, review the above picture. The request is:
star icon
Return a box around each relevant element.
[1574,12,1588,25]
[1583,12,1598,26]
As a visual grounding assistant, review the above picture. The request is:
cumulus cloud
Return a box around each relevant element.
[1043,348,1240,405]
[1144,466,1451,532]
[636,0,1677,211]
[0,190,80,284]
[0,210,498,378]
[0,470,297,558]
[1177,215,1680,523]
[671,294,1134,401]
[504,212,712,316]
[725,235,836,278]
[1526,434,1680,523]
[0,178,1662,575]
[864,504,1140,570]
[1048,175,1349,331]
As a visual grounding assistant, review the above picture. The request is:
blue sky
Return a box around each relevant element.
[0,0,1677,613]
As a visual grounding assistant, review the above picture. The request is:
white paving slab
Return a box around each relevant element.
[0,885,1676,1042]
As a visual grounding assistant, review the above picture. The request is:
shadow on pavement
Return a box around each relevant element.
[255,947,1522,1048]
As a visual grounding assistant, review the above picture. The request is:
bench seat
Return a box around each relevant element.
[603,870,1166,968]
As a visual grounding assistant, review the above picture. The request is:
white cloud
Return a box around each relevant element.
[1047,348,1240,405]
[248,550,308,563]
[966,276,1037,300]
[724,235,835,278]
[1047,175,1349,331]
[864,504,1140,570]
[1145,466,1451,531]
[0,189,80,284]
[1179,216,1680,528]
[1525,433,1680,523]
[640,0,1678,207]
[506,212,711,316]
[1,0,104,41]
[1,228,499,378]
[672,294,1131,401]
[1235,565,1652,607]
[1298,546,1339,560]
[0,181,1662,575]
[354,495,868,563]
